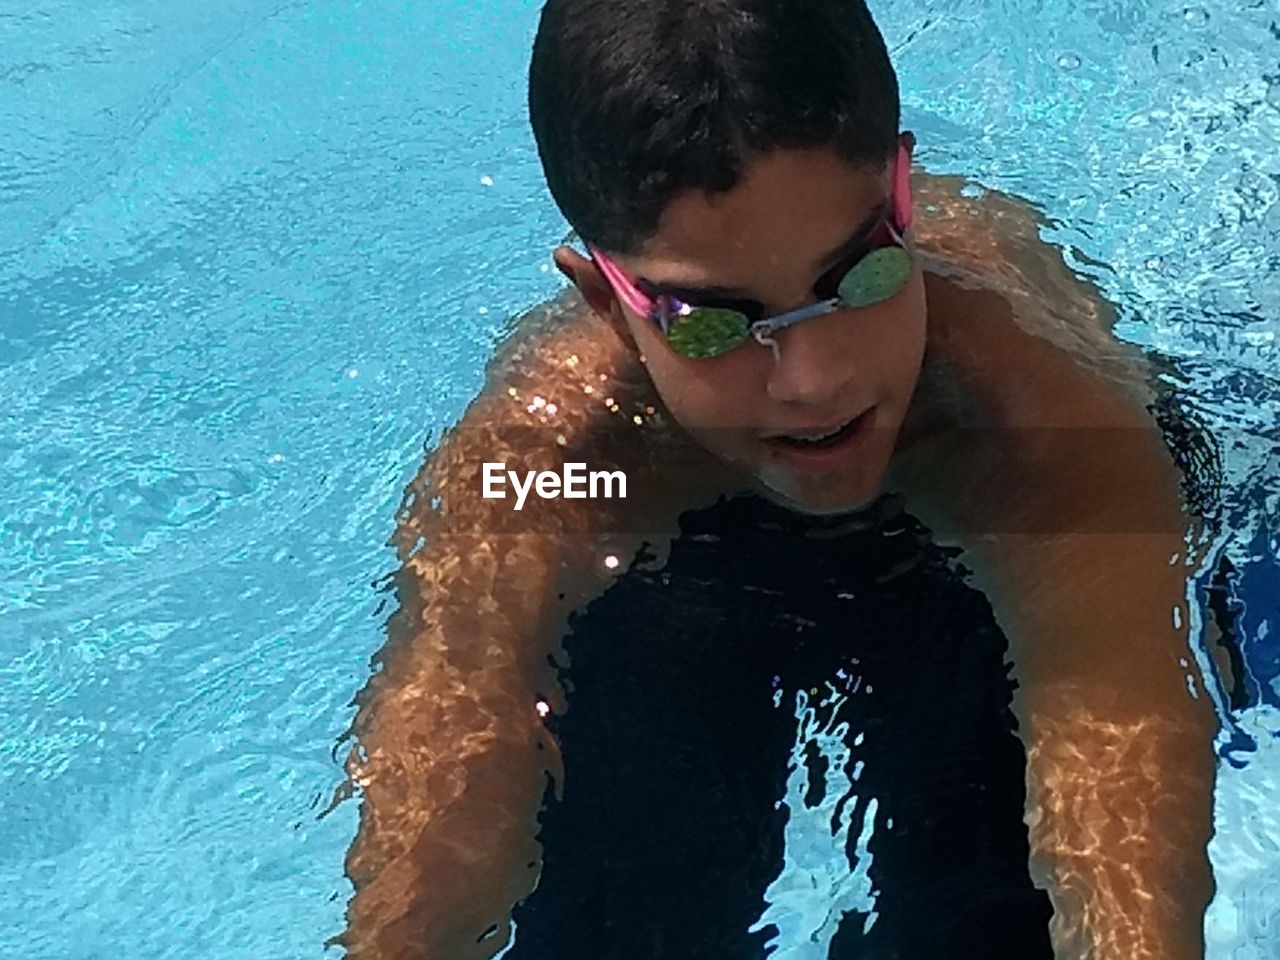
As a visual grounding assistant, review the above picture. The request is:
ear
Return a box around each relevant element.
[552,245,633,341]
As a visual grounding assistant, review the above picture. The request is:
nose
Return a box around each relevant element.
[763,310,855,406]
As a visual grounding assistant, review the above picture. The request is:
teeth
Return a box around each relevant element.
[787,425,844,443]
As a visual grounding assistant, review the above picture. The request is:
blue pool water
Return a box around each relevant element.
[1,0,1277,956]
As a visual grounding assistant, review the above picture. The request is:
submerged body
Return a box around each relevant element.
[506,492,1057,959]
[336,167,1221,960]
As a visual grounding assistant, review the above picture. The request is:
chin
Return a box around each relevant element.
[752,472,883,518]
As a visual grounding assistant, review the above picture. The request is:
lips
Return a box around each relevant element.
[761,406,878,473]
[766,408,872,448]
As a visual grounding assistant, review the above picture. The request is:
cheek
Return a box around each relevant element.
[622,316,694,414]
[870,273,928,390]
[630,334,767,435]
[645,352,760,432]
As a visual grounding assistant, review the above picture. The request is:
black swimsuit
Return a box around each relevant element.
[506,494,1055,960]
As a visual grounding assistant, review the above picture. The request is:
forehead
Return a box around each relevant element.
[631,147,892,285]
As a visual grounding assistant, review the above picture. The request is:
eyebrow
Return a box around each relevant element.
[639,199,893,301]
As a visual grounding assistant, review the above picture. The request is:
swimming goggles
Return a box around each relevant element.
[587,143,915,360]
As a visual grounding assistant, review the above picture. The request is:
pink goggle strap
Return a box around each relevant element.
[894,142,914,233]
[589,247,654,318]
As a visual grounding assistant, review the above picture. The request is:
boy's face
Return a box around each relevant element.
[559,140,927,516]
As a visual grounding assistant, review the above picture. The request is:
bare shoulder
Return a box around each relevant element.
[906,163,1165,424]
[399,285,728,558]
[918,268,1153,431]
[487,288,621,384]
[474,287,700,460]
[895,181,1179,538]
[911,169,1139,375]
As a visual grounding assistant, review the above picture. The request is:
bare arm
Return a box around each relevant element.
[334,292,729,959]
[898,274,1220,960]
[961,446,1218,960]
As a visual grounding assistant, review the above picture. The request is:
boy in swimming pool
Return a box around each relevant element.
[335,1,1224,958]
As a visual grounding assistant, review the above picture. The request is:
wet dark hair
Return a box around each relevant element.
[528,0,901,255]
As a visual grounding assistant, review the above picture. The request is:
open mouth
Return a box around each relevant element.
[768,410,870,451]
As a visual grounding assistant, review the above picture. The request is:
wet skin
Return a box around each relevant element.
[336,149,1222,960]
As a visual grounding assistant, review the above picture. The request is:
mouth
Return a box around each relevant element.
[760,406,878,474]
[765,408,873,450]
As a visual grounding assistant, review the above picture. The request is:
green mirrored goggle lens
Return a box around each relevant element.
[835,246,913,308]
[665,306,751,359]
